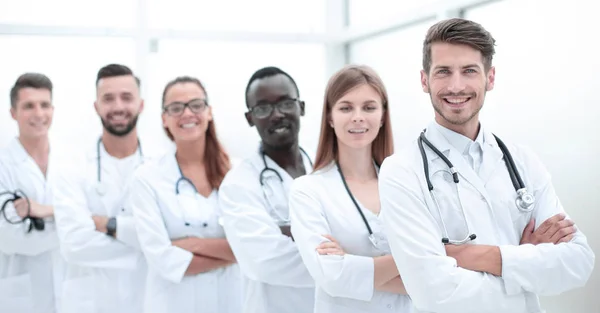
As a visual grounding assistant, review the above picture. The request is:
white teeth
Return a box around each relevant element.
[273,126,289,133]
[445,98,469,104]
[181,123,197,129]
[349,129,367,134]
[111,116,126,121]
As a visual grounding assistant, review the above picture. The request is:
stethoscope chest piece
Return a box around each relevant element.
[516,188,535,212]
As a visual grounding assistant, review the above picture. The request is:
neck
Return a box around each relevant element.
[176,137,206,166]
[337,144,376,182]
[436,116,481,141]
[262,142,303,169]
[18,135,49,161]
[101,129,139,159]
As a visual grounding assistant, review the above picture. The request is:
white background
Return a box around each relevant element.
[0,0,597,312]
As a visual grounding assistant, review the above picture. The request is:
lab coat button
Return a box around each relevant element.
[203,223,208,227]
[387,304,392,309]
[185,222,190,226]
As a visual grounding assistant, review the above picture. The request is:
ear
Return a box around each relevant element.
[245,111,254,127]
[299,101,305,116]
[138,99,145,114]
[420,70,430,93]
[486,66,496,91]
[161,113,168,128]
[10,107,16,121]
[94,101,100,115]
[206,106,213,122]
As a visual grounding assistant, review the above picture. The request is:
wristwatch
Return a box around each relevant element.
[106,217,117,238]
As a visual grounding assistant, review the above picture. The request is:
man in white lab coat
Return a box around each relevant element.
[379,18,595,313]
[219,66,315,313]
[52,64,152,313]
[0,73,65,313]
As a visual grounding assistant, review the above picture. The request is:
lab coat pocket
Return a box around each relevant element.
[0,273,34,313]
[60,276,95,313]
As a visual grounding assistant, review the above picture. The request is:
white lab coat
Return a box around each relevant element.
[128,152,242,313]
[379,122,595,313]
[52,140,151,313]
[218,147,315,313]
[0,138,65,313]
[288,163,412,313]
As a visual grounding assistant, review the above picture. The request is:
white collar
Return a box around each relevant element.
[433,121,485,156]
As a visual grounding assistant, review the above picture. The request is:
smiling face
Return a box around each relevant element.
[10,87,54,139]
[421,42,495,130]
[162,82,212,143]
[330,83,384,151]
[245,74,304,150]
[95,75,144,137]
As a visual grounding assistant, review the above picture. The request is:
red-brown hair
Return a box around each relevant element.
[313,65,394,172]
[162,76,230,189]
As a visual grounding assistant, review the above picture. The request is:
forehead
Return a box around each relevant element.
[247,74,297,107]
[16,87,52,105]
[430,42,485,68]
[164,82,206,103]
[336,84,381,104]
[97,75,139,96]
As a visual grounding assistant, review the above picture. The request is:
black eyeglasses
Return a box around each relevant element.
[163,99,208,116]
[248,98,300,119]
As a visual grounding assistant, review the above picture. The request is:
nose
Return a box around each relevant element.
[351,110,365,123]
[32,105,45,118]
[447,72,467,93]
[270,106,285,120]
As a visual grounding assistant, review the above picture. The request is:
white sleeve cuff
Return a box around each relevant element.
[499,244,526,295]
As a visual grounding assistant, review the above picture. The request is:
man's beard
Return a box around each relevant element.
[101,115,139,137]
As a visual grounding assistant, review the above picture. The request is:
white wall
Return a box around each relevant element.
[350,1,598,312]
[0,0,328,160]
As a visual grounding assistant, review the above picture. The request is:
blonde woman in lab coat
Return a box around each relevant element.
[128,76,242,313]
[288,65,412,313]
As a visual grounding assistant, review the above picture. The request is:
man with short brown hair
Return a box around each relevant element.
[379,18,594,313]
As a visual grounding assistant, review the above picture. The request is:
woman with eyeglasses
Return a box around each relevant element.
[126,76,241,313]
[288,65,411,313]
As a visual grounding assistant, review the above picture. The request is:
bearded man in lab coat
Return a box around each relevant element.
[379,18,595,313]
[0,73,65,313]
[219,66,315,313]
[52,64,154,313]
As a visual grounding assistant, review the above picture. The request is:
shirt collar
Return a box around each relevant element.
[433,121,485,155]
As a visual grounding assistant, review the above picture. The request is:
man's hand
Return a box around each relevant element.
[279,225,294,240]
[520,213,576,245]
[445,244,502,276]
[316,235,346,256]
[14,199,53,218]
[92,215,109,233]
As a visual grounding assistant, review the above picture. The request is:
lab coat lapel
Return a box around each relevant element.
[478,130,505,186]
[425,124,491,202]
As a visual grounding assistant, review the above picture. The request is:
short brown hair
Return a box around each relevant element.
[10,73,53,108]
[312,65,394,172]
[422,18,496,74]
[161,76,231,189]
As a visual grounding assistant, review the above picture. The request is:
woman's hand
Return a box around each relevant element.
[316,234,345,256]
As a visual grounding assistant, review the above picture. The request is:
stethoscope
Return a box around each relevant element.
[259,146,313,225]
[173,155,211,228]
[0,189,45,233]
[95,137,144,196]
[336,161,383,248]
[418,129,536,245]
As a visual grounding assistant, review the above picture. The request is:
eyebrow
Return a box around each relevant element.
[338,100,378,105]
[433,64,482,70]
